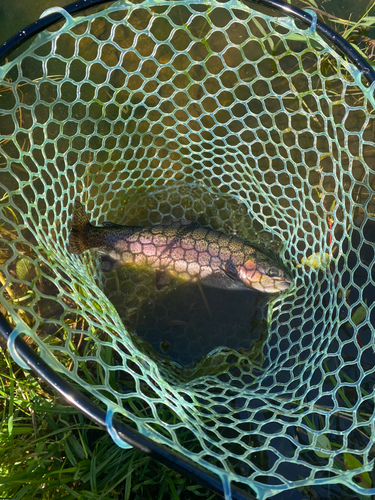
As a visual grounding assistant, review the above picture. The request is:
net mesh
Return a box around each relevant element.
[1,0,375,497]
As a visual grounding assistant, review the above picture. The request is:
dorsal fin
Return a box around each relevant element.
[155,269,173,291]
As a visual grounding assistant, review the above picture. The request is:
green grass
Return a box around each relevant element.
[0,346,218,500]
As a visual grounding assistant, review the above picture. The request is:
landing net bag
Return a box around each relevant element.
[1,0,375,497]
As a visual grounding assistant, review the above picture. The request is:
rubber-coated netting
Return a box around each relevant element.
[1,0,375,498]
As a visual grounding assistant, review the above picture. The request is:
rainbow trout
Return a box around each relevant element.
[69,200,291,293]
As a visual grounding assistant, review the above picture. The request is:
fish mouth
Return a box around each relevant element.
[259,277,292,293]
[274,280,292,292]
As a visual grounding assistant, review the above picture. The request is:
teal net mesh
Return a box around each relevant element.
[1,0,375,497]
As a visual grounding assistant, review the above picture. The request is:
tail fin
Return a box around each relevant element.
[69,199,91,254]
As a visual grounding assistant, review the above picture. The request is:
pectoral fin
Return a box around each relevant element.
[220,261,239,281]
[155,269,172,291]
[101,255,121,272]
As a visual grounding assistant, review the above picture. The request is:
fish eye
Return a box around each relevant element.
[268,267,281,278]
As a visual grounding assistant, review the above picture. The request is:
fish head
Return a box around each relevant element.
[237,259,292,294]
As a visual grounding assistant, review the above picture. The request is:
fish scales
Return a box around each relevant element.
[69,200,292,293]
[106,225,255,278]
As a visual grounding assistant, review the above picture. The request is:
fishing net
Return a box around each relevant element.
[1,0,375,497]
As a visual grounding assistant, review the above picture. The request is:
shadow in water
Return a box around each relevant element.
[132,282,268,366]
[101,259,269,367]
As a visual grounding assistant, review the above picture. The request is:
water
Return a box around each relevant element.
[103,253,269,367]
[95,182,280,371]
